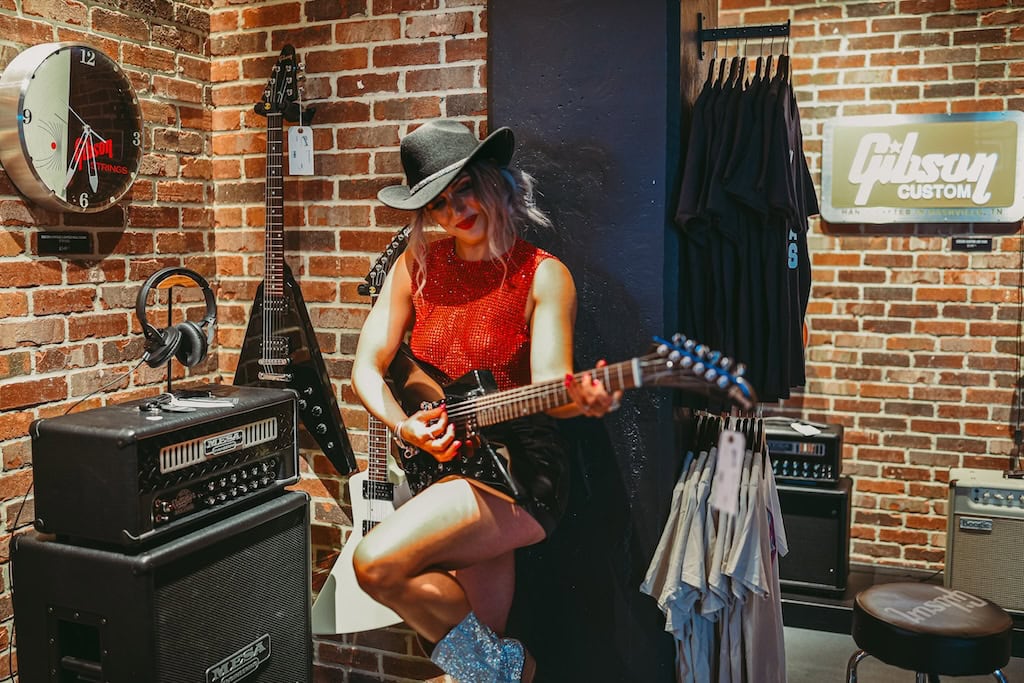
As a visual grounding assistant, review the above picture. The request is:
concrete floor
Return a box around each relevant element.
[785,626,1022,682]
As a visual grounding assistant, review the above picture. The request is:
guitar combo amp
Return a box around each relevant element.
[946,467,1024,613]
[13,384,314,682]
[765,419,852,595]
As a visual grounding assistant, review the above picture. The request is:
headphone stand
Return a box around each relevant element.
[165,295,173,393]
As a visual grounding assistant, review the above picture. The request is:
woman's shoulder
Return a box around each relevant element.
[514,238,560,266]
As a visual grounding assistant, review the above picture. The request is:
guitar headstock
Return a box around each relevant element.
[643,334,758,410]
[358,225,413,301]
[256,44,315,125]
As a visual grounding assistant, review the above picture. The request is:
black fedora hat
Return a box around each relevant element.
[378,120,515,210]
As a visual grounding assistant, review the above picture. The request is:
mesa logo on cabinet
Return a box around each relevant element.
[821,111,1024,224]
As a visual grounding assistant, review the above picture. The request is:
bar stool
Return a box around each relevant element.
[846,582,1012,682]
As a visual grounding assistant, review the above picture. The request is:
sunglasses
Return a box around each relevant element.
[425,175,475,213]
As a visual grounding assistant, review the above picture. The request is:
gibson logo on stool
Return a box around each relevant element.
[883,587,988,626]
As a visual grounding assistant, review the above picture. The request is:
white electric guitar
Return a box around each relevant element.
[311,228,413,635]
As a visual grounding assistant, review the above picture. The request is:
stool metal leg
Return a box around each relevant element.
[992,669,1008,683]
[846,650,870,683]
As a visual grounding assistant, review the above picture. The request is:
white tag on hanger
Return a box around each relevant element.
[288,126,314,175]
[710,428,745,516]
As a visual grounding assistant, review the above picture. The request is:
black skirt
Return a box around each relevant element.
[481,414,570,536]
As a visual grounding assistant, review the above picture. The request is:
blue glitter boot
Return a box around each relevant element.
[430,612,526,682]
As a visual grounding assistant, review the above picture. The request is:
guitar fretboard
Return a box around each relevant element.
[258,112,288,373]
[264,112,285,300]
[367,415,391,485]
[448,359,643,429]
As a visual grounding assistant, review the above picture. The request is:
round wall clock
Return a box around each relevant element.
[0,42,144,213]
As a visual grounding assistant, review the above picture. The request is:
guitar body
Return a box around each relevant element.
[311,468,411,634]
[234,265,357,475]
[388,351,524,503]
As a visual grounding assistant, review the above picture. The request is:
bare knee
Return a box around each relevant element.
[352,538,407,602]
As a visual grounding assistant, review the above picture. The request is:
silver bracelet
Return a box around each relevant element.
[392,419,417,458]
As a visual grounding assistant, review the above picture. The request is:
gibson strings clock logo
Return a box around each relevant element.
[0,42,144,213]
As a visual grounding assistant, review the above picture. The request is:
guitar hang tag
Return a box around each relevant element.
[288,126,314,175]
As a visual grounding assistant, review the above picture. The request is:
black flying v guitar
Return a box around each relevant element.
[233,45,357,476]
[388,335,758,503]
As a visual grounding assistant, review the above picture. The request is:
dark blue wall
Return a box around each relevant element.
[489,2,685,680]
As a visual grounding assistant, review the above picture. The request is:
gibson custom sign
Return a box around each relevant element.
[821,112,1024,223]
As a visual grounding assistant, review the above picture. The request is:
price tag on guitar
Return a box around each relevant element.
[288,126,314,175]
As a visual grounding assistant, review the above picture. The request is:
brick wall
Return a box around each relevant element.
[717,0,1024,567]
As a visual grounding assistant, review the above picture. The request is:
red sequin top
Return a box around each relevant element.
[410,237,556,391]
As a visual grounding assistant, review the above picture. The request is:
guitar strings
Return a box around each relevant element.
[441,358,643,421]
[366,416,388,522]
[441,357,702,423]
[264,112,284,372]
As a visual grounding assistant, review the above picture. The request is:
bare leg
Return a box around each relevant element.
[352,478,545,643]
[455,551,515,633]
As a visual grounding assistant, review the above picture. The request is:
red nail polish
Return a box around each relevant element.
[564,374,573,388]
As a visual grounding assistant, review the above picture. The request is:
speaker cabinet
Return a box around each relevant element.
[12,492,312,683]
[946,467,1024,612]
[777,477,852,595]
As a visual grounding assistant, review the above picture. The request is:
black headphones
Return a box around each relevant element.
[135,267,217,368]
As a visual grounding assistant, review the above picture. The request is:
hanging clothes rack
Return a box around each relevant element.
[696,12,790,60]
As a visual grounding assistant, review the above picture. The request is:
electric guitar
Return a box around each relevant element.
[233,45,357,476]
[311,227,413,635]
[388,337,758,503]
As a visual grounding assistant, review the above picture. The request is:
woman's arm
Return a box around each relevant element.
[529,258,621,418]
[352,252,459,461]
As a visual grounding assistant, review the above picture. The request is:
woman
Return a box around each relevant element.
[351,119,620,683]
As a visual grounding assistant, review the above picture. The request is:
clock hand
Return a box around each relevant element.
[85,128,101,192]
[66,103,88,129]
[64,130,87,190]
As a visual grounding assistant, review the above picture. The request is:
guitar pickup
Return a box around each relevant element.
[258,372,292,382]
[260,358,289,366]
[362,480,394,501]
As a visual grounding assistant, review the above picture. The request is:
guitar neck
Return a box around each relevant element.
[366,414,391,484]
[264,112,285,298]
[451,359,643,429]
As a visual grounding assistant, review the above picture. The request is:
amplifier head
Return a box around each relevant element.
[945,467,1024,612]
[765,419,844,486]
[31,384,299,548]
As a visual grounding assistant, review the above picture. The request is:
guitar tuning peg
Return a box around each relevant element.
[707,350,722,364]
[703,367,718,382]
[657,343,671,357]
[692,361,706,376]
[694,344,708,359]
[733,362,747,376]
[668,349,682,363]
[672,333,686,346]
[716,375,732,390]
[680,355,693,369]
[718,356,732,371]
[683,339,697,352]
